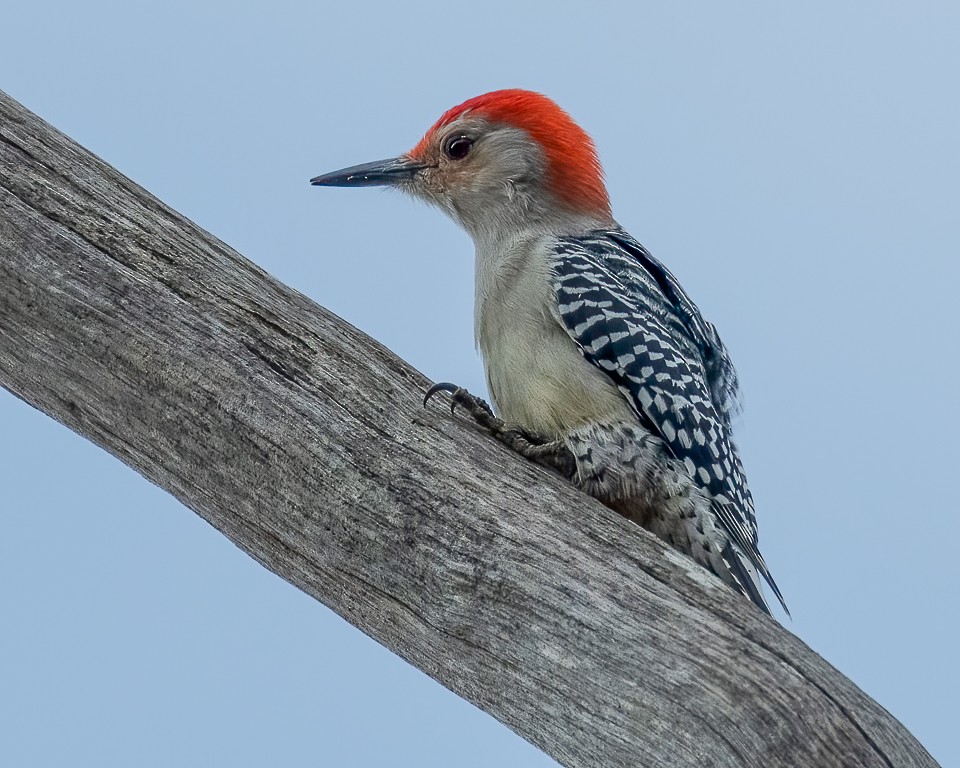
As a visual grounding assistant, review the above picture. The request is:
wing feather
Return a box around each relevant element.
[551,229,787,613]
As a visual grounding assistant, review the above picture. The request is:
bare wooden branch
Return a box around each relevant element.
[0,90,938,768]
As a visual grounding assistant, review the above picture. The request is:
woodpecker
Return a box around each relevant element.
[311,90,787,615]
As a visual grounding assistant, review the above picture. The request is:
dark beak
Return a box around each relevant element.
[310,156,426,187]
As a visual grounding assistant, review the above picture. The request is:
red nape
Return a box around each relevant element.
[410,90,611,217]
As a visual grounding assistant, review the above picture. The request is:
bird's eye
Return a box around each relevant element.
[444,135,474,160]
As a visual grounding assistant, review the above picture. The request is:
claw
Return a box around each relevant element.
[422,379,572,478]
[424,381,460,413]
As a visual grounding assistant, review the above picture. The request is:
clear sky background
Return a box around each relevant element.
[1,2,956,766]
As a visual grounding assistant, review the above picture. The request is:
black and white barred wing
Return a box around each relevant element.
[604,230,742,427]
[549,232,786,613]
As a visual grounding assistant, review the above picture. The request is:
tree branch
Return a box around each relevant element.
[0,90,938,768]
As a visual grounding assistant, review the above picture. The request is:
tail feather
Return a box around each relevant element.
[721,541,790,617]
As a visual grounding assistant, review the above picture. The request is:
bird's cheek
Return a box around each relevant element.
[410,176,457,216]
[417,168,449,197]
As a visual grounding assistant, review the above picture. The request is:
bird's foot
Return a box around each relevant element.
[424,382,576,478]
[424,382,500,430]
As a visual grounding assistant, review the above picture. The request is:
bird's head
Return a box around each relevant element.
[311,90,614,239]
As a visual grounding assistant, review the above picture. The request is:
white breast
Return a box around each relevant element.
[474,232,634,438]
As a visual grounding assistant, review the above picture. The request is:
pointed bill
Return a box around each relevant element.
[310,156,426,187]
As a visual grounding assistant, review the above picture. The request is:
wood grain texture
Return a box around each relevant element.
[0,90,939,768]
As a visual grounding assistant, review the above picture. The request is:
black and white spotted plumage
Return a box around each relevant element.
[551,228,787,614]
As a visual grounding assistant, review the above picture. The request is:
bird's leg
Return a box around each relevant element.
[424,382,576,478]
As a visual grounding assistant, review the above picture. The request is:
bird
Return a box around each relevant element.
[311,89,787,615]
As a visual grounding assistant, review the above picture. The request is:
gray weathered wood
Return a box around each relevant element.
[0,89,939,768]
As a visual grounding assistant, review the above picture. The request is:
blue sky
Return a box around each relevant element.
[1,2,956,766]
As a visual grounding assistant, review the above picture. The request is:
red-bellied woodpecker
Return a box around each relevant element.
[311,89,787,615]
